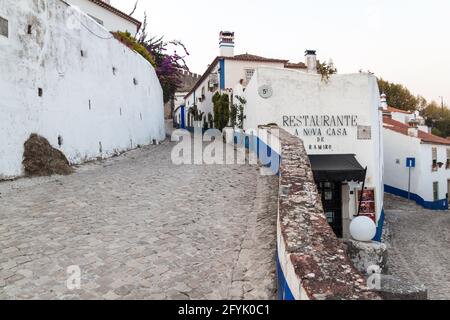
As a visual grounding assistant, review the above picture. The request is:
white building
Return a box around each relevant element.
[243,67,384,241]
[65,0,141,34]
[0,0,164,179]
[168,70,200,121]
[178,31,311,128]
[382,99,450,210]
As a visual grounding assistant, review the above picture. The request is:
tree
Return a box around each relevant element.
[378,78,450,138]
[212,92,230,131]
[136,13,190,103]
[213,92,221,129]
[377,78,419,112]
[220,94,230,130]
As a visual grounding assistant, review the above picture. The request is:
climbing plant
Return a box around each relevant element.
[208,113,214,129]
[112,31,155,67]
[317,61,337,83]
[136,13,190,103]
[188,105,204,122]
[234,95,247,129]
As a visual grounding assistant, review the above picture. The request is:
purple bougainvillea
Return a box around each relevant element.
[137,13,189,103]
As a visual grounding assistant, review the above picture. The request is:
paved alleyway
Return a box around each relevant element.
[384,194,450,300]
[0,141,278,300]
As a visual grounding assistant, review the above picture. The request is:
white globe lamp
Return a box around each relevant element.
[350,216,377,242]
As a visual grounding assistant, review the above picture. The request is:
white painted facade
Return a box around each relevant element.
[180,32,311,128]
[243,67,384,238]
[182,59,287,124]
[66,0,140,34]
[0,0,165,179]
[383,116,450,209]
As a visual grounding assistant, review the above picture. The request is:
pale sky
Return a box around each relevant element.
[112,0,450,104]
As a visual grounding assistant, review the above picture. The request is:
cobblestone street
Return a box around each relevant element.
[0,141,278,300]
[384,194,450,300]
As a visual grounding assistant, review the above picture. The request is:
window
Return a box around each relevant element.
[0,16,8,38]
[433,182,439,202]
[432,147,438,171]
[447,149,450,170]
[245,69,255,83]
[199,86,205,101]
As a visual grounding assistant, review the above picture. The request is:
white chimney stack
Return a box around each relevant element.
[380,93,388,111]
[305,50,317,74]
[219,31,235,57]
[407,119,419,138]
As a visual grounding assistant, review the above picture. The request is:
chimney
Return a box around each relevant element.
[407,119,419,138]
[305,50,317,73]
[219,31,235,57]
[380,93,388,111]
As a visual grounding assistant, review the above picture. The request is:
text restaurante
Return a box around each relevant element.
[282,115,358,127]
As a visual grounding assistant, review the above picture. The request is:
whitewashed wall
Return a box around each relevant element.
[65,0,139,34]
[223,59,286,89]
[244,68,384,225]
[0,0,165,179]
[384,128,450,204]
[391,111,410,124]
[185,59,288,120]
[383,128,422,195]
[419,144,449,201]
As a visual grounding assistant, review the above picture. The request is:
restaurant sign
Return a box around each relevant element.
[282,114,359,151]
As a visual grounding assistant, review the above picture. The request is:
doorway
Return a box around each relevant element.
[317,182,343,237]
[447,180,450,208]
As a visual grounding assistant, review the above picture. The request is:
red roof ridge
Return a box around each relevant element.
[387,106,414,114]
[87,0,142,30]
[383,116,450,146]
[228,53,289,63]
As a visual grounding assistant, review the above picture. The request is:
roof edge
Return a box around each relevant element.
[88,0,142,30]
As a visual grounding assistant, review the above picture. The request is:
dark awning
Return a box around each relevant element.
[308,154,366,182]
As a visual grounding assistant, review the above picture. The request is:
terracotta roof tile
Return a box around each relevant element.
[383,116,450,146]
[227,54,288,63]
[386,106,414,114]
[285,62,307,69]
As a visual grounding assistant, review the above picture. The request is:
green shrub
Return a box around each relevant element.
[112,31,155,67]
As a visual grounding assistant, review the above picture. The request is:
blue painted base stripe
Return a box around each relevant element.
[373,209,384,242]
[385,184,449,210]
[234,132,281,175]
[276,252,295,300]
